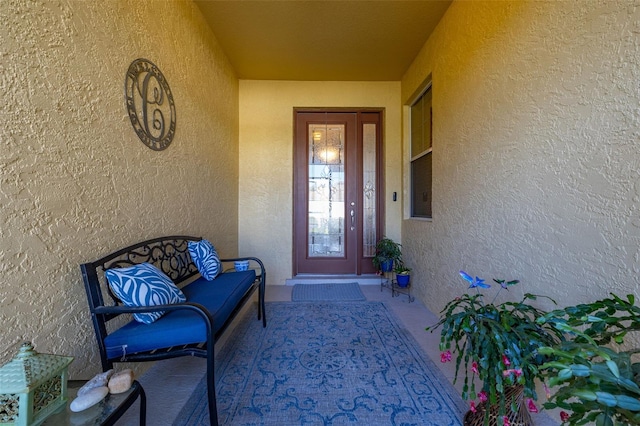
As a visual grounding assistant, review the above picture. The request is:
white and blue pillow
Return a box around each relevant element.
[105,262,186,324]
[188,239,222,281]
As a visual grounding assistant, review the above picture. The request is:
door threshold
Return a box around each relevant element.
[285,274,381,286]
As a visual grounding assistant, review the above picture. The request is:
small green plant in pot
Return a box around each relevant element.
[372,237,402,273]
[394,264,411,287]
[426,271,564,425]
[537,294,640,426]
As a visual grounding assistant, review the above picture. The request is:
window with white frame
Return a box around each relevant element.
[410,83,432,218]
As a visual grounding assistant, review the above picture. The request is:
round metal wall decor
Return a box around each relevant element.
[125,58,176,151]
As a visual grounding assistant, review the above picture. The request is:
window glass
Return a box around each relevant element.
[411,153,432,217]
[410,84,432,218]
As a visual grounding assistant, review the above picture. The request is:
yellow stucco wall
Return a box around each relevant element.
[0,0,239,376]
[238,80,402,285]
[401,1,640,312]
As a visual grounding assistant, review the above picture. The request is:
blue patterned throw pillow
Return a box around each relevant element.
[105,262,186,324]
[188,239,222,281]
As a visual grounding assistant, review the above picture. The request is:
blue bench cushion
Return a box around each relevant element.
[104,270,256,359]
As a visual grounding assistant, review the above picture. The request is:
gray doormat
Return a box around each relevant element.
[291,282,366,301]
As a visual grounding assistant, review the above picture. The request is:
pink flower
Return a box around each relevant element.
[503,416,511,426]
[527,399,539,413]
[470,401,477,413]
[502,354,511,366]
[440,350,452,363]
[502,368,523,377]
[560,411,570,422]
[478,391,488,402]
[543,382,551,399]
[471,361,479,374]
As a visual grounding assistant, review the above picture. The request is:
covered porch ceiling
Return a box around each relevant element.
[194,0,452,81]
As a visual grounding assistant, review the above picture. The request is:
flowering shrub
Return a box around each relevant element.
[426,271,564,424]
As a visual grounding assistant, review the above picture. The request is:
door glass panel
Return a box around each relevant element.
[362,123,377,257]
[308,124,345,257]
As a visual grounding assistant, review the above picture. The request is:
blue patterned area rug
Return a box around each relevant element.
[291,282,366,302]
[174,302,466,425]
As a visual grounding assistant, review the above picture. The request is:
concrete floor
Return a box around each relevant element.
[115,284,559,425]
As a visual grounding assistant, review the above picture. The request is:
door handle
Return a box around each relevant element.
[350,209,355,230]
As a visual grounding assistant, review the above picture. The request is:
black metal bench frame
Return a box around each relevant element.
[80,235,266,426]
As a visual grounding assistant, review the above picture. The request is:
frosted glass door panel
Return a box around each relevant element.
[308,124,345,257]
[362,123,377,257]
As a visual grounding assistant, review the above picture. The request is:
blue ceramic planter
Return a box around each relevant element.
[396,273,410,287]
[381,260,394,273]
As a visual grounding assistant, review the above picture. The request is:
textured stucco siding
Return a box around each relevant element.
[0,0,239,377]
[401,1,640,314]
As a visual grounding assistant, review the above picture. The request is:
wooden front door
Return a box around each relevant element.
[294,110,383,275]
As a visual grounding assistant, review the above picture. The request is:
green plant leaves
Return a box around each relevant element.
[595,391,617,407]
[558,368,574,380]
[538,293,640,425]
[595,413,614,426]
[573,389,598,401]
[425,278,564,420]
[605,360,620,378]
[571,364,591,377]
[615,395,640,411]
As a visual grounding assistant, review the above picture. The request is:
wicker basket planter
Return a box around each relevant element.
[463,385,532,426]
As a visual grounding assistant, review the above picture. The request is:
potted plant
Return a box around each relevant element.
[426,271,564,426]
[394,264,411,287]
[537,294,640,426]
[372,237,402,273]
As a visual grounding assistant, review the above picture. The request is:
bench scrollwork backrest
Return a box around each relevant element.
[87,236,201,308]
